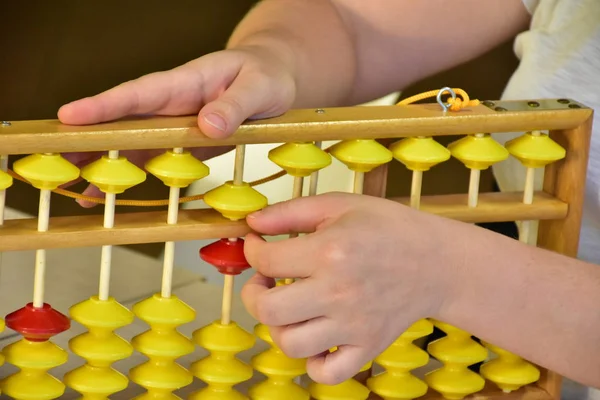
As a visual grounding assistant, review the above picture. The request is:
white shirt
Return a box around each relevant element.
[492,0,600,262]
[491,2,599,399]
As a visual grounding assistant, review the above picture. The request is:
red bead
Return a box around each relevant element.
[6,303,70,342]
[199,238,251,275]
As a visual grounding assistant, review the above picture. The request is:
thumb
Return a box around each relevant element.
[307,345,371,386]
[198,67,292,139]
[246,193,353,236]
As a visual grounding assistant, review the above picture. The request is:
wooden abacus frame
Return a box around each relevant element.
[0,96,594,400]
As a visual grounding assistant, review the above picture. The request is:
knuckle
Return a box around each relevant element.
[321,240,349,267]
[219,95,246,118]
[311,366,345,386]
[276,331,302,358]
[254,295,278,325]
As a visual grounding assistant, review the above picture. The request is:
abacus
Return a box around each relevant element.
[0,88,592,400]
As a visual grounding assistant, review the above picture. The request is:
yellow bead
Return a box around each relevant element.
[130,294,196,397]
[13,153,80,190]
[390,137,450,171]
[309,347,371,400]
[190,320,255,399]
[308,377,370,400]
[330,139,393,172]
[0,169,12,190]
[480,342,540,393]
[204,181,268,221]
[81,155,146,194]
[505,131,566,168]
[64,366,129,400]
[359,361,373,372]
[448,134,509,170]
[249,323,309,400]
[64,296,134,398]
[425,320,487,400]
[1,339,68,400]
[268,142,332,177]
[145,150,210,188]
[368,319,433,400]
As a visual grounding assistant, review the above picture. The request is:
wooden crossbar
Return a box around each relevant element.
[0,99,592,154]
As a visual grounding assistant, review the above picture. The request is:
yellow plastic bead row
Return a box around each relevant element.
[3,153,79,400]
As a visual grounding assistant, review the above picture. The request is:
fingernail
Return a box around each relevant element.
[247,211,261,219]
[203,113,227,131]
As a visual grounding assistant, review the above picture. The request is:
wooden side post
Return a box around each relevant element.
[536,114,594,399]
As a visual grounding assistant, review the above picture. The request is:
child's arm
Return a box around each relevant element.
[228,0,531,107]
[441,218,600,389]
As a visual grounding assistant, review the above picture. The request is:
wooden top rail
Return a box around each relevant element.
[0,99,592,155]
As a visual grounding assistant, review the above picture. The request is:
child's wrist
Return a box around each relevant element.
[423,217,472,322]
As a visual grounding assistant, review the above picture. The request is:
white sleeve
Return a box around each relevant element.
[522,0,539,13]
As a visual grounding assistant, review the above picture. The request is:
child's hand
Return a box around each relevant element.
[56,45,297,206]
[241,192,464,385]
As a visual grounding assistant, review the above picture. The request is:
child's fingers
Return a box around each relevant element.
[198,68,290,139]
[269,317,347,360]
[246,193,353,236]
[240,272,276,322]
[57,70,184,125]
[56,56,229,126]
[245,278,329,327]
[306,345,370,385]
[76,184,104,208]
[244,233,318,279]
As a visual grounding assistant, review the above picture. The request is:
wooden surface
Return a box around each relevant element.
[0,100,592,154]
[391,191,567,223]
[536,116,594,399]
[538,116,593,257]
[0,192,567,251]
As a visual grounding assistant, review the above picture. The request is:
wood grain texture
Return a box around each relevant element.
[0,192,566,251]
[536,115,594,399]
[390,191,567,223]
[0,208,250,251]
[0,101,592,154]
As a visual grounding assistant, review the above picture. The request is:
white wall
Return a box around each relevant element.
[174,92,400,290]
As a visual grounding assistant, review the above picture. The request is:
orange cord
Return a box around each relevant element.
[7,88,477,206]
[397,88,479,110]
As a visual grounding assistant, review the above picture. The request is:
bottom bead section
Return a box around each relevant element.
[64,364,129,399]
[191,320,255,399]
[368,319,434,400]
[1,339,68,400]
[425,320,488,400]
[189,388,249,400]
[308,374,370,400]
[129,293,196,398]
[65,296,134,398]
[131,391,185,400]
[249,324,309,400]
[480,342,540,393]
[308,349,372,400]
